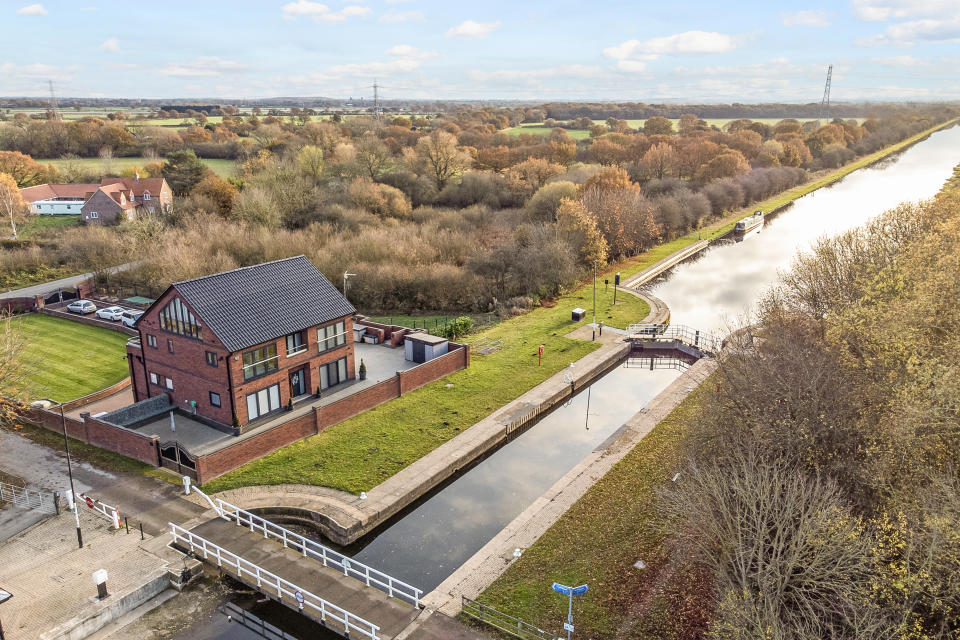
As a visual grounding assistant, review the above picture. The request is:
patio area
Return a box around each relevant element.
[128,342,418,456]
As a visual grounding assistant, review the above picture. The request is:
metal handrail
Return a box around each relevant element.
[170,523,381,640]
[73,490,120,528]
[626,323,719,352]
[0,481,58,514]
[215,498,423,608]
[461,596,552,640]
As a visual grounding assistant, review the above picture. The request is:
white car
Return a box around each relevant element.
[96,306,125,321]
[66,300,96,315]
[121,310,144,328]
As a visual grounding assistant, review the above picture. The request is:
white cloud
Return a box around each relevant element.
[604,30,740,61]
[319,5,371,22]
[158,57,250,78]
[445,20,500,39]
[99,37,119,52]
[467,65,604,83]
[852,0,956,21]
[615,60,648,73]
[380,10,424,22]
[858,16,960,45]
[873,54,925,66]
[782,10,831,27]
[17,4,47,15]
[386,44,438,59]
[282,1,370,22]
[385,0,413,3]
[0,62,79,82]
[282,0,329,18]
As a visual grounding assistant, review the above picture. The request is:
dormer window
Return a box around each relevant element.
[144,191,151,201]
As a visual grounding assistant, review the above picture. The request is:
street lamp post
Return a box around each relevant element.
[592,261,597,342]
[343,271,357,299]
[59,404,83,549]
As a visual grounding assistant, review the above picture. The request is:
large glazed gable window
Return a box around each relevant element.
[158,297,203,340]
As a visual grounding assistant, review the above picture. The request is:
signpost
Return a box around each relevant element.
[552,582,588,640]
[538,344,544,366]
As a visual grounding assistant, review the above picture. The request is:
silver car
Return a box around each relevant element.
[121,310,144,328]
[96,306,125,321]
[66,300,96,315]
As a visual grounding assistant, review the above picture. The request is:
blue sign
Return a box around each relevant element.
[552,583,588,596]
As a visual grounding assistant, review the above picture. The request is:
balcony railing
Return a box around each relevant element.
[286,345,308,357]
[126,337,141,349]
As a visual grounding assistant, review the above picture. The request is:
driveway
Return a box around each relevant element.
[0,261,139,299]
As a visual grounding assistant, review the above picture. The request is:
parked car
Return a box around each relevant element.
[121,310,144,328]
[96,306,126,321]
[66,300,96,315]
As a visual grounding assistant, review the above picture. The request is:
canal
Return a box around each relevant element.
[172,124,960,638]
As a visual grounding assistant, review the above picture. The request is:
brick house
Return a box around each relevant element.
[22,177,172,221]
[125,256,356,427]
[81,177,173,224]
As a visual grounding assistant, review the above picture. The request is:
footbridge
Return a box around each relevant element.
[626,323,721,357]
[170,494,424,640]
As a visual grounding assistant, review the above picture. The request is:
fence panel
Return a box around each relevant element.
[0,481,58,514]
[461,596,553,640]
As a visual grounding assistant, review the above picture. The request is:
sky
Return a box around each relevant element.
[1,0,959,102]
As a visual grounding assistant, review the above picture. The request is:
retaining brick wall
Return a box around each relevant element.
[22,407,86,439]
[316,377,400,431]
[60,377,131,412]
[195,410,318,483]
[397,343,468,393]
[0,297,38,313]
[81,414,159,465]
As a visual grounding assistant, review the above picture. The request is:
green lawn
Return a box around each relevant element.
[16,214,80,238]
[503,126,591,140]
[15,314,130,402]
[39,156,236,178]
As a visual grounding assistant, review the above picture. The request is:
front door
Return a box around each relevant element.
[290,368,306,398]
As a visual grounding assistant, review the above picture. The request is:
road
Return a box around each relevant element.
[0,261,139,299]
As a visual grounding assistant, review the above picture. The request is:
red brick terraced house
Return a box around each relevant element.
[125,256,356,428]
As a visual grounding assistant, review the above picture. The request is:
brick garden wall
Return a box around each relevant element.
[60,377,131,412]
[81,414,159,465]
[195,410,318,482]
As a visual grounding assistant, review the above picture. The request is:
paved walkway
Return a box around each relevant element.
[0,508,176,640]
[0,262,138,299]
[423,357,718,616]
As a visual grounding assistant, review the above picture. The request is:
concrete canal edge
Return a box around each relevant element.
[421,357,719,617]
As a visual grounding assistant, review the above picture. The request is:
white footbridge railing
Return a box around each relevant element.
[170,523,381,640]
[626,323,720,353]
[215,497,423,608]
[185,481,423,608]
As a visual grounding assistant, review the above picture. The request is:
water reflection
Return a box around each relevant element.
[345,361,681,592]
[647,125,960,333]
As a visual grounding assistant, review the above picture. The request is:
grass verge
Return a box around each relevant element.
[203,120,955,494]
[475,379,715,639]
[5,422,153,476]
[15,314,130,402]
[17,214,80,238]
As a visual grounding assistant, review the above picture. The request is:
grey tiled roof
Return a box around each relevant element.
[172,255,355,352]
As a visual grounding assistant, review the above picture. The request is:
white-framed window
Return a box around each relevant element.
[149,372,158,384]
[285,331,306,357]
[317,321,347,353]
[144,191,151,201]
[90,211,99,219]
[165,377,174,390]
[246,383,281,421]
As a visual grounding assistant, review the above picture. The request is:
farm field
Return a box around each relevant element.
[504,116,864,138]
[15,314,130,402]
[38,156,236,178]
